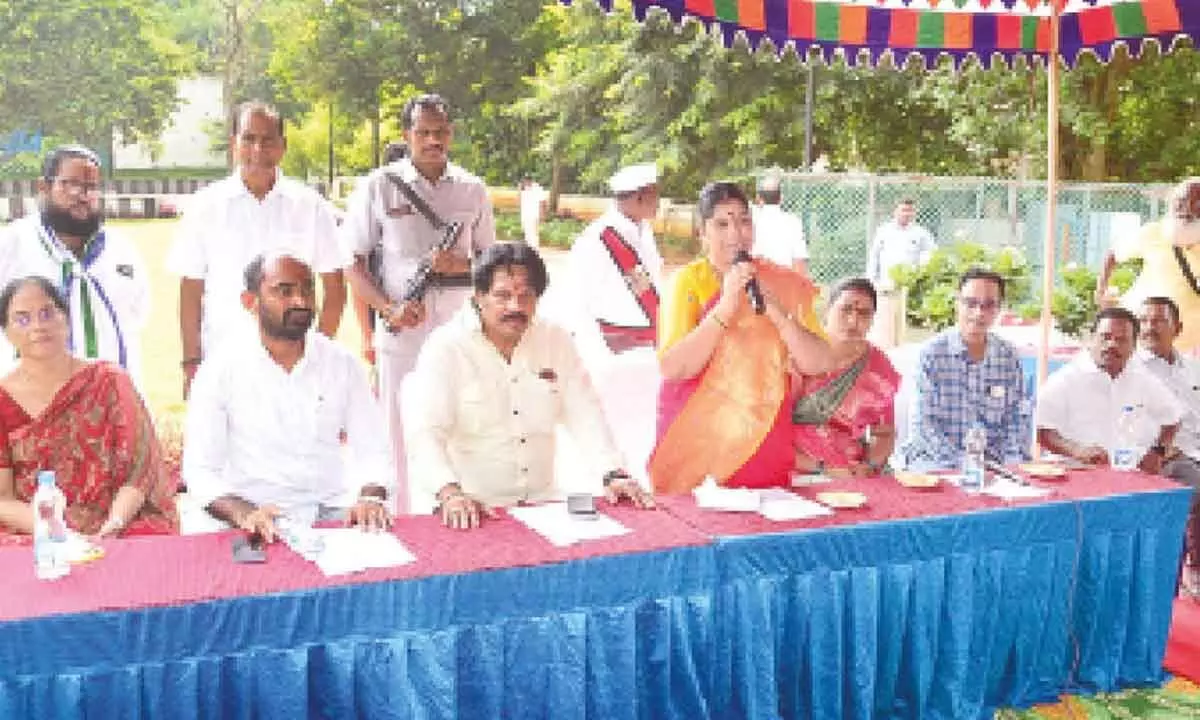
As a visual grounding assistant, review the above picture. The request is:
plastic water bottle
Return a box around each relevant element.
[1112,405,1138,471]
[32,471,69,580]
[962,424,987,493]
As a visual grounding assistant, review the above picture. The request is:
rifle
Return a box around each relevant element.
[382,171,466,303]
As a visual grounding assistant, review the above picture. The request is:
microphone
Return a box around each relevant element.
[733,250,765,314]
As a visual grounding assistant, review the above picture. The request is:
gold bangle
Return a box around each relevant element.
[710,313,728,330]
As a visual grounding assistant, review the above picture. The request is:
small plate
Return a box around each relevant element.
[1019,463,1068,480]
[816,491,868,509]
[895,471,941,490]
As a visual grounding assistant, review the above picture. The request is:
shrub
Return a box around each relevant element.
[892,242,1033,331]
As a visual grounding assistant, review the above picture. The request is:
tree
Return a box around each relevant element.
[0,1,187,155]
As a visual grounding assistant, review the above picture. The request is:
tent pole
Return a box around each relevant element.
[1035,3,1062,460]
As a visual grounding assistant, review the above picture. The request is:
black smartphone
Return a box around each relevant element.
[566,493,598,520]
[232,533,267,563]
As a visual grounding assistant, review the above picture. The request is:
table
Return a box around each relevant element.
[0,506,717,720]
[0,472,1189,720]
[660,470,1191,719]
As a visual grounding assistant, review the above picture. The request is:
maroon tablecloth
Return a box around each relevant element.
[0,503,707,623]
[656,468,1185,537]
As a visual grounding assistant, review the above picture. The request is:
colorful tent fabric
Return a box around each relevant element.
[574,0,1199,67]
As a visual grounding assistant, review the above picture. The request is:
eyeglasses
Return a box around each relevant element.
[53,177,102,197]
[959,297,1000,312]
[10,306,61,328]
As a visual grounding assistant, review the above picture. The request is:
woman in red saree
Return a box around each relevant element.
[0,277,176,537]
[649,182,833,493]
[793,278,901,477]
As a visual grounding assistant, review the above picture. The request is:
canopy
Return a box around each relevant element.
[577,0,1199,68]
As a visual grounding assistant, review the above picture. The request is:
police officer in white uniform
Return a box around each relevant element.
[340,94,497,513]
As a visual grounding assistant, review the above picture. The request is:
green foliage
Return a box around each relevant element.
[1014,260,1141,337]
[492,210,588,250]
[892,243,1033,331]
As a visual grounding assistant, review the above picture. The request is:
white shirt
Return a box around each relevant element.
[520,183,548,227]
[867,220,936,289]
[752,204,808,266]
[0,215,150,385]
[1037,353,1183,462]
[403,302,626,514]
[339,158,496,351]
[1138,349,1200,462]
[166,171,348,355]
[182,332,393,523]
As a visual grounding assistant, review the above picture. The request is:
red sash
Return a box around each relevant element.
[599,226,660,330]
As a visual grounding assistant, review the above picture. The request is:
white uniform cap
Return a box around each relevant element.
[609,163,658,194]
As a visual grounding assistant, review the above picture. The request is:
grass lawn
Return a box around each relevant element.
[109,219,367,421]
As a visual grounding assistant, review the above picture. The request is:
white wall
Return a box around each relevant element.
[113,76,227,170]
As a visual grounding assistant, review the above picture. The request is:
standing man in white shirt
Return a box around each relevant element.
[182,252,392,539]
[1037,307,1181,472]
[518,176,549,247]
[562,163,663,357]
[866,198,936,289]
[1136,296,1200,596]
[0,145,150,385]
[168,101,349,397]
[403,242,655,527]
[340,93,497,513]
[752,173,808,275]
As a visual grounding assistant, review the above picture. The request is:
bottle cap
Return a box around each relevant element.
[1122,405,1134,412]
[36,470,56,486]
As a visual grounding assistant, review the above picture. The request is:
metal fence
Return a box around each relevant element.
[777,173,1172,285]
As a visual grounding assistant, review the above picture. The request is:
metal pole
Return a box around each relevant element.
[803,61,816,168]
[1035,5,1062,459]
[327,102,335,193]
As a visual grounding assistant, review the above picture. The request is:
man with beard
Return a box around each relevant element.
[1097,177,1200,355]
[340,93,496,513]
[1036,307,1180,474]
[0,145,149,384]
[402,243,654,527]
[1136,297,1200,596]
[180,253,392,538]
[168,101,349,398]
[901,268,1032,470]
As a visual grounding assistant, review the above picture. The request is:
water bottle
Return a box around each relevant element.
[1112,405,1138,471]
[32,471,69,580]
[962,424,987,493]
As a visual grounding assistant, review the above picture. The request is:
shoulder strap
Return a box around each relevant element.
[1173,245,1200,295]
[598,226,659,327]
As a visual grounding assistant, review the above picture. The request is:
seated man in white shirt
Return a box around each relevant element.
[1037,307,1181,474]
[403,242,655,529]
[1136,296,1200,596]
[182,252,392,541]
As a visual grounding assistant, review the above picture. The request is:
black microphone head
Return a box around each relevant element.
[733,250,752,263]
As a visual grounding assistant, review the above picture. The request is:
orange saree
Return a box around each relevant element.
[650,259,817,493]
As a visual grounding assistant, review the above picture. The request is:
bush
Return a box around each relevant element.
[892,242,1033,331]
[493,209,590,249]
[1015,260,1140,337]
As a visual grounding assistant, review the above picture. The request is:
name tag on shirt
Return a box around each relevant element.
[989,385,1006,399]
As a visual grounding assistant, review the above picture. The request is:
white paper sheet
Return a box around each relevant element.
[309,528,417,576]
[981,479,1052,501]
[758,489,836,521]
[508,502,631,547]
[692,476,762,512]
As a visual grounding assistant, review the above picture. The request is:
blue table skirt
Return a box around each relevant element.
[0,546,718,720]
[711,487,1192,720]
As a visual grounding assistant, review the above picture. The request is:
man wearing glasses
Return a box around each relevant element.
[168,101,349,398]
[0,145,150,385]
[901,268,1032,470]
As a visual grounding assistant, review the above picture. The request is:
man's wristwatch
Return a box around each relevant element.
[602,470,631,487]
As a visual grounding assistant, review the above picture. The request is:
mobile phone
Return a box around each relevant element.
[566,493,598,519]
[232,533,267,563]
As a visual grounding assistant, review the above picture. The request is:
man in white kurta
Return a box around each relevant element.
[181,253,392,537]
[1037,308,1181,471]
[866,199,936,290]
[752,174,808,274]
[403,243,653,526]
[167,102,348,396]
[340,94,497,513]
[556,163,663,481]
[0,145,150,385]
